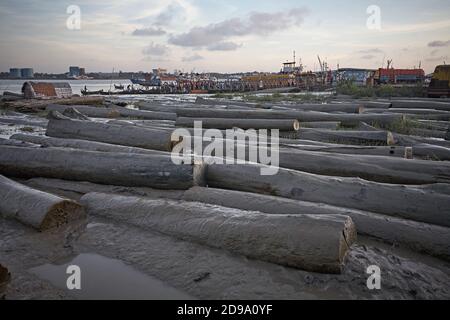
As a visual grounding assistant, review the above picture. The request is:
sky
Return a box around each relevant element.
[0,0,449,74]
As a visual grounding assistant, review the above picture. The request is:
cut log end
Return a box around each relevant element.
[40,200,86,231]
[293,119,300,131]
[387,131,395,146]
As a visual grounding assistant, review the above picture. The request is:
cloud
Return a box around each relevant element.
[182,54,204,62]
[168,7,309,49]
[361,54,376,60]
[142,42,170,56]
[428,40,450,47]
[358,48,383,54]
[132,27,166,36]
[154,3,185,26]
[207,42,242,51]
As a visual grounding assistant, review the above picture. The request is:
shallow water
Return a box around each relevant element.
[29,253,194,300]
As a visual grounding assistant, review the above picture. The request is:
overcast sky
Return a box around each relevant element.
[1,0,449,74]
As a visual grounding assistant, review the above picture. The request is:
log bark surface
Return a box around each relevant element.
[46,104,176,120]
[0,174,85,230]
[11,134,165,155]
[276,148,450,184]
[176,117,300,131]
[46,117,176,151]
[176,108,404,127]
[205,164,450,227]
[183,187,450,260]
[80,192,356,273]
[0,146,200,189]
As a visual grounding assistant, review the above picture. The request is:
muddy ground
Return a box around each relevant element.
[2,213,450,300]
[1,97,450,300]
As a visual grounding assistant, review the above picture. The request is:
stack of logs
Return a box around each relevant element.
[1,96,450,274]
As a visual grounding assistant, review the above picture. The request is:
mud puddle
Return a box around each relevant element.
[29,253,194,300]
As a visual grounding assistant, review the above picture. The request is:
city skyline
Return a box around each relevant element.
[1,0,449,74]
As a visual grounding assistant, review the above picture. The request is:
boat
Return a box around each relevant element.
[81,89,105,96]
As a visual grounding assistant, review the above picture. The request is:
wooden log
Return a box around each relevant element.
[175,117,300,131]
[195,96,267,109]
[23,178,184,200]
[0,137,39,148]
[182,187,450,260]
[413,144,450,161]
[416,120,450,131]
[407,128,449,140]
[10,134,166,155]
[137,101,182,113]
[176,108,405,127]
[391,100,450,112]
[359,101,392,109]
[394,133,450,148]
[282,128,395,145]
[80,192,356,274]
[300,121,340,129]
[274,148,450,184]
[0,117,48,128]
[205,164,450,227]
[107,119,175,128]
[364,108,450,115]
[273,103,363,113]
[0,174,85,231]
[46,112,177,151]
[283,144,407,157]
[0,146,202,189]
[46,104,177,121]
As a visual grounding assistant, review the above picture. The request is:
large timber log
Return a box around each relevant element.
[0,175,85,231]
[182,187,450,260]
[136,101,180,113]
[46,104,177,120]
[176,108,405,127]
[0,137,39,148]
[195,97,268,109]
[274,148,450,184]
[10,134,165,155]
[175,117,300,131]
[23,178,185,201]
[205,164,450,227]
[300,121,341,129]
[46,112,177,151]
[390,100,450,112]
[0,117,48,127]
[413,144,450,161]
[0,146,201,189]
[80,192,356,273]
[284,128,395,145]
[273,103,363,113]
[283,144,408,157]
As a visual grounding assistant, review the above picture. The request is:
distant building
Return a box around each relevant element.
[79,68,86,76]
[21,81,72,99]
[375,68,424,85]
[20,68,34,78]
[69,66,81,77]
[9,68,21,78]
